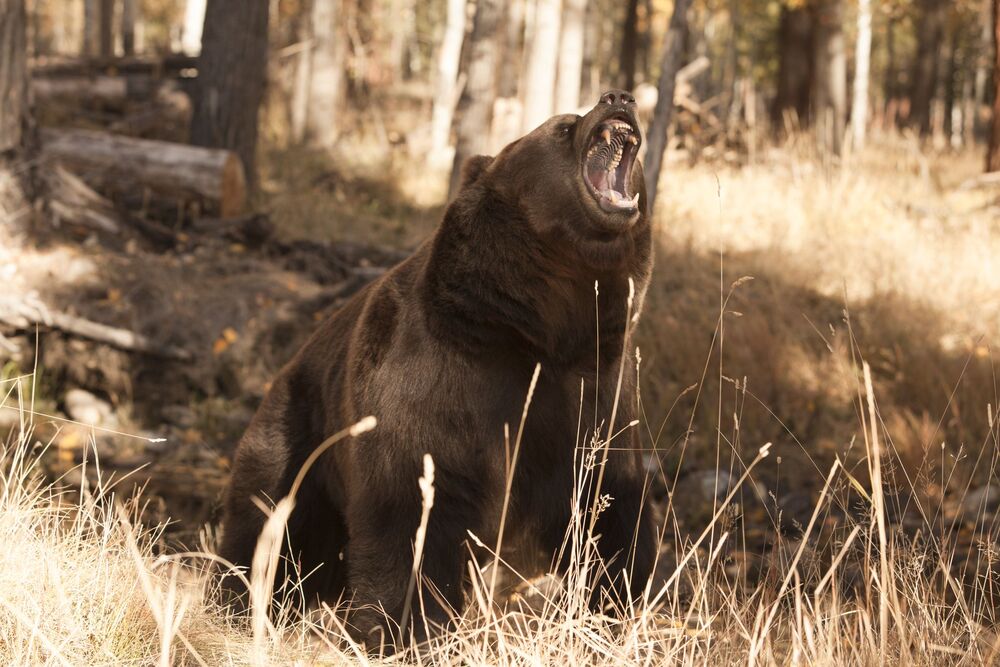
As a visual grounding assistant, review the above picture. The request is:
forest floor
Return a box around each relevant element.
[3,125,1000,663]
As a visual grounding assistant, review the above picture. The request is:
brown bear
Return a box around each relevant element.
[218,90,656,645]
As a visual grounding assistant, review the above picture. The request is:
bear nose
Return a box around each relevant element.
[600,90,635,106]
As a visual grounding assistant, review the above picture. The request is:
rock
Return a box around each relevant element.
[959,484,1000,520]
[64,388,115,427]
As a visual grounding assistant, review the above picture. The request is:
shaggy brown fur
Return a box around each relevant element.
[219,91,656,647]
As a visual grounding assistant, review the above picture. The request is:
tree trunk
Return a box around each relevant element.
[429,0,467,157]
[909,0,947,135]
[83,0,99,56]
[0,0,30,220]
[884,13,896,127]
[121,0,138,55]
[448,0,503,199]
[498,0,525,98]
[772,4,813,129]
[42,128,247,215]
[581,0,604,103]
[988,0,1000,172]
[851,0,871,149]
[290,0,314,145]
[98,0,113,56]
[307,0,347,149]
[190,0,269,189]
[812,0,846,155]
[643,0,690,214]
[976,4,993,138]
[555,0,585,113]
[181,0,207,56]
[521,0,561,132]
[620,0,639,91]
[1,0,28,154]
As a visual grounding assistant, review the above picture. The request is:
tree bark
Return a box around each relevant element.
[1,0,28,154]
[42,128,247,216]
[909,0,947,135]
[620,0,639,91]
[643,0,690,214]
[83,0,99,56]
[0,0,30,223]
[99,0,113,57]
[190,0,269,189]
[851,0,871,149]
[772,4,813,129]
[521,0,563,133]
[448,0,503,199]
[988,0,1000,172]
[812,0,846,155]
[555,0,585,113]
[498,0,525,98]
[430,0,467,156]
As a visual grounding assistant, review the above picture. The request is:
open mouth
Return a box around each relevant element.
[583,117,640,213]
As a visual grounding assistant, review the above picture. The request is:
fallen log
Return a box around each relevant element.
[0,296,191,361]
[31,74,158,106]
[41,128,246,217]
[30,53,199,78]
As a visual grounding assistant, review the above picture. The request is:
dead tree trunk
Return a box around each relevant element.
[521,0,562,132]
[643,0,690,213]
[909,0,947,135]
[988,0,1000,172]
[851,0,871,149]
[429,0,467,159]
[555,0,585,113]
[620,0,639,91]
[191,0,269,189]
[448,0,503,199]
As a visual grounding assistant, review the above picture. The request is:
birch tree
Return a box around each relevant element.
[554,0,585,114]
[449,0,504,198]
[851,0,872,149]
[430,0,467,158]
[644,0,691,213]
[521,0,561,132]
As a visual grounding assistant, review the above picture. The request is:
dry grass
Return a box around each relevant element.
[4,134,1000,664]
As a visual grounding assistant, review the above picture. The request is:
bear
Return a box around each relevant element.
[218,90,657,647]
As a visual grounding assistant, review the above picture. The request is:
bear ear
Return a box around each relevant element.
[459,154,494,190]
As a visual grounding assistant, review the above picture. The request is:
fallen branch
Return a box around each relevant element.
[0,296,191,361]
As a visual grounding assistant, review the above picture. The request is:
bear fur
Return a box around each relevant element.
[218,90,656,645]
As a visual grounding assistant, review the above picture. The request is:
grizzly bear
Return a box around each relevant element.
[218,90,656,645]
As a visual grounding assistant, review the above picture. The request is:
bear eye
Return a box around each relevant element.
[558,123,573,136]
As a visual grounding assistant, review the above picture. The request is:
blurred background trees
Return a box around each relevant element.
[12,0,1000,208]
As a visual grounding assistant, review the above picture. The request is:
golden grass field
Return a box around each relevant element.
[3,134,1000,664]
